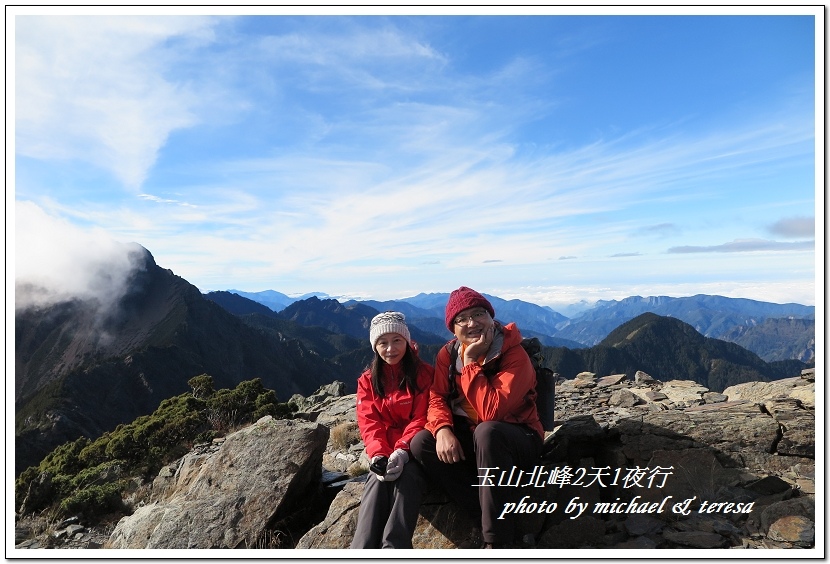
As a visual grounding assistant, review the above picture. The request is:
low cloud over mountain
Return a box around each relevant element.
[16,201,146,315]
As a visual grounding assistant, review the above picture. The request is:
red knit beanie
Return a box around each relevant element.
[445,286,495,331]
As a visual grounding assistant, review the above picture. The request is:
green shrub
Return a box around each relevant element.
[15,377,297,521]
[188,374,215,399]
[38,437,90,477]
[68,460,125,491]
[59,482,125,517]
[78,435,110,468]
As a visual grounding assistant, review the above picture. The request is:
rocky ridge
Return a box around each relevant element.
[14,368,816,552]
[297,368,816,550]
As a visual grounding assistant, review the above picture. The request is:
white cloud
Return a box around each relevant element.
[14,15,216,188]
[258,24,448,91]
[15,200,146,312]
[59,104,814,297]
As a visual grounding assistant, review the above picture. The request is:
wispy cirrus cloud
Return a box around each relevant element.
[15,15,218,188]
[138,193,197,207]
[635,223,681,237]
[668,239,814,254]
[69,104,814,285]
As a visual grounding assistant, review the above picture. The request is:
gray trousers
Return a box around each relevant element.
[350,460,427,549]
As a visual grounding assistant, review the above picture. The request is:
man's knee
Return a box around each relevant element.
[473,420,508,450]
[409,429,435,462]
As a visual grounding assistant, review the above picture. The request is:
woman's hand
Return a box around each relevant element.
[436,427,465,464]
[382,449,409,481]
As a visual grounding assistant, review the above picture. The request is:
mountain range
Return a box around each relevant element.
[230,289,815,363]
[14,251,368,474]
[15,245,813,476]
[215,292,806,391]
[546,312,805,392]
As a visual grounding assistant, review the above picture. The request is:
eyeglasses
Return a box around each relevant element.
[454,311,489,326]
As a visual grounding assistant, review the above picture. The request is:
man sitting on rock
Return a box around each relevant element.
[410,286,544,549]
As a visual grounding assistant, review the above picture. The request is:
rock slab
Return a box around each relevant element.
[109,418,328,549]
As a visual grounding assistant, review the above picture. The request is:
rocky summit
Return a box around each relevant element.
[16,368,816,552]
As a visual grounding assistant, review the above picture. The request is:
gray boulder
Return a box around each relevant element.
[295,480,363,549]
[108,418,328,549]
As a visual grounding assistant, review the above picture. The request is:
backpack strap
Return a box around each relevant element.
[446,340,460,401]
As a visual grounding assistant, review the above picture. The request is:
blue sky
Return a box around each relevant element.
[10,8,821,312]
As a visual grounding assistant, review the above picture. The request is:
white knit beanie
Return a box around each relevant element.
[369,311,412,349]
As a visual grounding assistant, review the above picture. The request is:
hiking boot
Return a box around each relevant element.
[457,527,484,549]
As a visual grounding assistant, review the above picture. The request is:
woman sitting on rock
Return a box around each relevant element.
[350,312,434,549]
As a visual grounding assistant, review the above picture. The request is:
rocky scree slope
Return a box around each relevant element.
[17,367,814,551]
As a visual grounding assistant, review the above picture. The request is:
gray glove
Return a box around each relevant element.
[382,449,409,482]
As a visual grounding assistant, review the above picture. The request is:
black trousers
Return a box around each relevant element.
[410,418,542,545]
[350,460,428,549]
